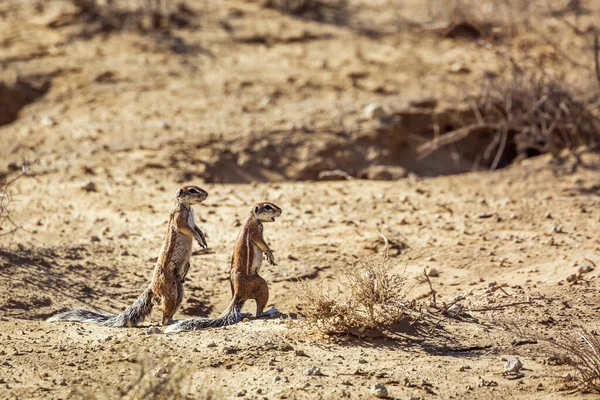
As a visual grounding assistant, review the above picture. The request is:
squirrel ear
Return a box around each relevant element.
[177,188,184,198]
[254,205,260,214]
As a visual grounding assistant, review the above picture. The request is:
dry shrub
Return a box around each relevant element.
[263,0,348,25]
[418,68,600,169]
[296,254,414,335]
[68,0,196,36]
[548,328,600,394]
[0,163,32,240]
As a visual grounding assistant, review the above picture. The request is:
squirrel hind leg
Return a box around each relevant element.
[160,285,179,326]
[254,277,269,317]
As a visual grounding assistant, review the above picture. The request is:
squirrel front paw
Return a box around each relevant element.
[265,252,276,266]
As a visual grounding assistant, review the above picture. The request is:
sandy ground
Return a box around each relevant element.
[1,1,600,399]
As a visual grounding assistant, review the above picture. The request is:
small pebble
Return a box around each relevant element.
[504,358,523,374]
[426,268,439,277]
[82,181,97,192]
[566,274,578,283]
[41,116,56,127]
[363,103,386,120]
[305,367,324,376]
[578,264,594,274]
[370,383,388,398]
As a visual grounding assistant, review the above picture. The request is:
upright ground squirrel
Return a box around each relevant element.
[48,185,209,327]
[166,202,282,333]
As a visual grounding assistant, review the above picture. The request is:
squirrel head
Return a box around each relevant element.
[252,202,282,222]
[176,185,208,205]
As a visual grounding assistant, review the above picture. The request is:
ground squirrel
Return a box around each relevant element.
[166,202,282,333]
[47,185,209,327]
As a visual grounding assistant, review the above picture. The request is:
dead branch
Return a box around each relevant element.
[417,67,600,169]
[0,162,34,239]
[422,268,437,307]
[468,299,540,312]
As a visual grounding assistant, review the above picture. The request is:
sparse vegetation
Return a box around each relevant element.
[68,0,196,36]
[418,67,600,169]
[295,254,415,335]
[547,328,600,394]
[0,163,32,240]
[263,0,349,26]
[79,355,220,400]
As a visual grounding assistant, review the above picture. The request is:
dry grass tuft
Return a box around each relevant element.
[547,328,600,394]
[68,0,196,36]
[0,162,33,240]
[295,254,415,335]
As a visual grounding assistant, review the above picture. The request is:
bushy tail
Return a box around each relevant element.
[47,287,154,328]
[165,297,244,333]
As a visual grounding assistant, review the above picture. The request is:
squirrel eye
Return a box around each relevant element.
[189,188,199,194]
[264,205,272,211]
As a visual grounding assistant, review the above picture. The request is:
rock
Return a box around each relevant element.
[426,268,439,277]
[82,181,97,192]
[562,373,573,381]
[370,383,388,398]
[448,303,463,314]
[236,389,247,397]
[207,342,217,348]
[295,349,307,357]
[487,281,497,289]
[578,264,594,274]
[409,97,437,109]
[146,326,161,335]
[504,358,523,374]
[305,367,324,376]
[359,165,408,181]
[41,116,56,127]
[448,62,470,74]
[363,103,386,120]
[222,346,239,355]
[273,375,281,382]
[566,274,578,283]
[90,235,100,242]
[157,120,170,130]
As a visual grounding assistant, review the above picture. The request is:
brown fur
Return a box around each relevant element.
[150,185,208,325]
[230,202,281,316]
[165,202,281,333]
[47,185,208,327]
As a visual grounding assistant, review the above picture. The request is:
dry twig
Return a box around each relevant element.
[0,162,34,239]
